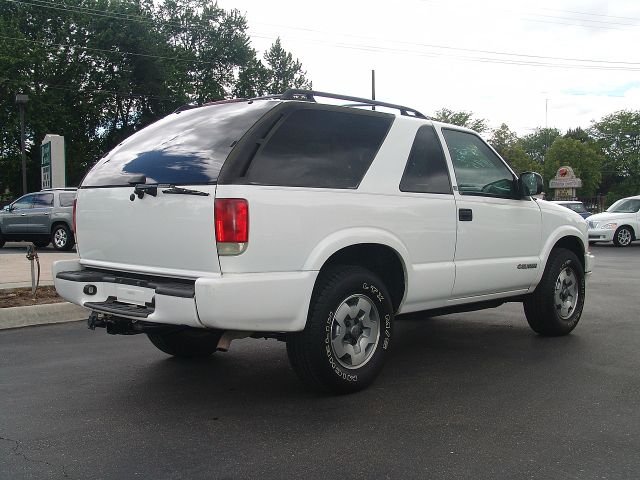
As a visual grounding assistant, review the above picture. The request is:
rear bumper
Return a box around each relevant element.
[52,260,317,332]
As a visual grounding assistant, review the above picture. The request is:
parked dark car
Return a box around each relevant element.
[0,188,76,250]
[551,200,591,219]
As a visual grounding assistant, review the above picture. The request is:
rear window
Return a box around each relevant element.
[59,193,76,207]
[245,108,392,189]
[82,101,275,187]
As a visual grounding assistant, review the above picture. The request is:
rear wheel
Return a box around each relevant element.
[524,248,585,336]
[147,329,223,358]
[51,224,74,251]
[613,226,633,247]
[0,231,4,248]
[287,265,394,394]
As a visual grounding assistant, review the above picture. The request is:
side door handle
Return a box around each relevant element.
[20,213,27,216]
[459,208,473,221]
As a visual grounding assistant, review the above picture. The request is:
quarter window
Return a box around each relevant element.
[59,193,76,207]
[442,129,516,198]
[246,108,392,189]
[400,125,451,194]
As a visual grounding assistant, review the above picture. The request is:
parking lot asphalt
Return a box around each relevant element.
[1,243,639,479]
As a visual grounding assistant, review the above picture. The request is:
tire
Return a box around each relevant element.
[613,226,633,247]
[147,329,223,358]
[34,240,49,248]
[286,265,394,394]
[51,224,74,251]
[0,231,4,248]
[524,248,585,336]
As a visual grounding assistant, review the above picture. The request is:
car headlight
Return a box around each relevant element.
[601,223,618,230]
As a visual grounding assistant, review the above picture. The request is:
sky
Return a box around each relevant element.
[217,0,640,136]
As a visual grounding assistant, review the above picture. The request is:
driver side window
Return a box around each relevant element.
[12,195,34,210]
[442,129,516,198]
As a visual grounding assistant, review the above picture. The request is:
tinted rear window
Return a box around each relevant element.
[245,108,392,189]
[82,101,275,187]
[400,125,451,194]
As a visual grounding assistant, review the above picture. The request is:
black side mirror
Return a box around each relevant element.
[519,172,543,197]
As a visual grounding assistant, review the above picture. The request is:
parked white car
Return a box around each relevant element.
[587,195,640,247]
[53,90,594,393]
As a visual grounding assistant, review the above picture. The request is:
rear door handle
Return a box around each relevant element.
[459,208,473,221]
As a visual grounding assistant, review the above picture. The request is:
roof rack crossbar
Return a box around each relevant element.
[280,89,428,119]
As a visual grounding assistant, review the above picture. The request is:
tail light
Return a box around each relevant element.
[215,198,248,255]
[72,198,77,235]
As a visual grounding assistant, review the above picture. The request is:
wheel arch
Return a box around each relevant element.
[534,229,586,287]
[314,242,407,313]
[50,220,72,233]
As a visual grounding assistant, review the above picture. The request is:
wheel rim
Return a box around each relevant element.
[617,228,632,246]
[330,294,381,369]
[554,266,579,320]
[54,228,67,247]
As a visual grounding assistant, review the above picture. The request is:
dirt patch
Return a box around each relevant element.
[0,286,64,308]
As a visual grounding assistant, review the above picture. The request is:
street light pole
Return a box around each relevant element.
[15,94,29,195]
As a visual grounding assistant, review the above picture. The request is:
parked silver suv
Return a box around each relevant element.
[0,188,76,250]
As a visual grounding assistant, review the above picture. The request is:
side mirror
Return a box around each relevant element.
[519,172,543,197]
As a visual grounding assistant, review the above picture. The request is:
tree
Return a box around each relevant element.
[544,138,604,198]
[263,38,311,94]
[590,110,640,201]
[520,127,561,164]
[0,1,312,196]
[489,123,538,175]
[433,108,487,133]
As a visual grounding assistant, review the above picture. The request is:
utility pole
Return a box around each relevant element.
[15,93,29,195]
[371,69,376,111]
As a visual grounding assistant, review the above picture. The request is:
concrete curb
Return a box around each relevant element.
[0,302,88,330]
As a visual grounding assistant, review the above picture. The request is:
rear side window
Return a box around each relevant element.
[81,101,275,187]
[33,193,54,207]
[400,125,451,194]
[245,108,392,189]
[59,193,76,207]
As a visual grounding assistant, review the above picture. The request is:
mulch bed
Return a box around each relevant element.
[0,286,64,308]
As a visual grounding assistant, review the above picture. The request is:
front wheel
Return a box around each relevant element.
[613,226,633,247]
[147,329,223,358]
[524,248,585,336]
[287,265,394,394]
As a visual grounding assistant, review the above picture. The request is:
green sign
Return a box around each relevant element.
[41,141,51,167]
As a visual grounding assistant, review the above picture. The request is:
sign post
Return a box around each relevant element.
[549,166,582,200]
[40,134,65,189]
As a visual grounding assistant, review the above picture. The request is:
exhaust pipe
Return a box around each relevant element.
[216,331,253,352]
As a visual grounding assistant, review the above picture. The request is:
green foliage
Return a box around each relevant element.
[0,1,310,196]
[520,128,561,164]
[489,124,538,175]
[433,108,487,133]
[544,138,604,198]
[235,37,311,97]
[590,110,640,200]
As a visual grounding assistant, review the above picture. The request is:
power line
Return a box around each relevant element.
[1,77,177,101]
[0,35,220,66]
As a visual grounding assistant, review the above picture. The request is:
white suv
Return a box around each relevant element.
[53,90,594,393]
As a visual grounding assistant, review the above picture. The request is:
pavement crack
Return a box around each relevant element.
[0,434,70,479]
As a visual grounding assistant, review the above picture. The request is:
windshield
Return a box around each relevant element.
[82,101,276,187]
[607,198,640,213]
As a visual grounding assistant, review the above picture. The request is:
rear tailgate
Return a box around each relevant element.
[77,185,219,276]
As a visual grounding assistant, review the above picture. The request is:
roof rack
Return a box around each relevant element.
[279,89,429,119]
